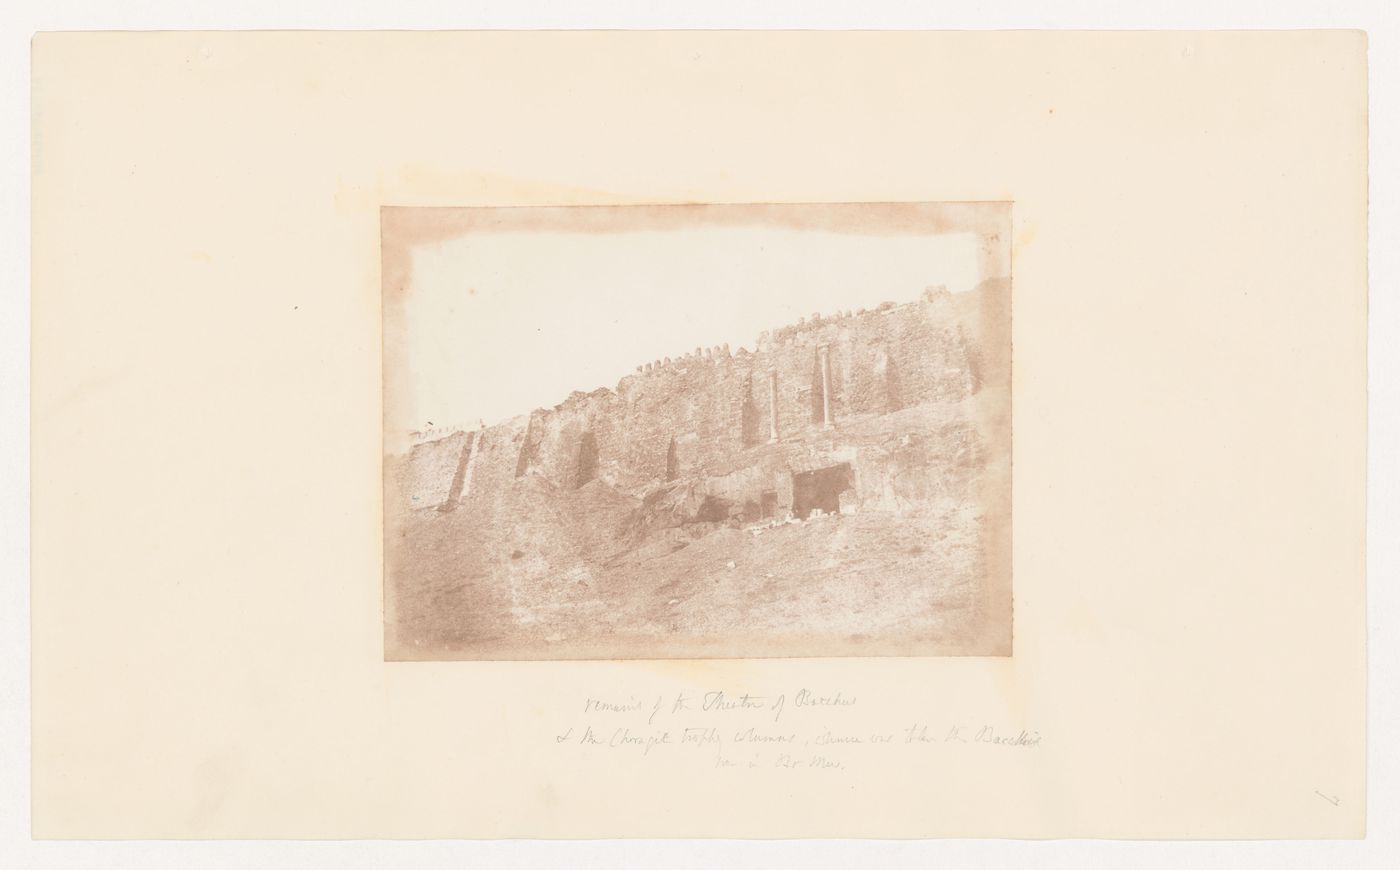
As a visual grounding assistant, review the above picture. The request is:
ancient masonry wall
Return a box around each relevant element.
[395,287,978,516]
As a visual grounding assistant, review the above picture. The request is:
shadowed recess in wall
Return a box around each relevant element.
[575,431,599,488]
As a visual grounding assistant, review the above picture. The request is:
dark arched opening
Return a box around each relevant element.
[665,436,679,481]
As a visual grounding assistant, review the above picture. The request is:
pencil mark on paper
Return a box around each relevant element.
[382,202,1012,660]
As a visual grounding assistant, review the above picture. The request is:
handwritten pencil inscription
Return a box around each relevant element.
[552,688,1040,771]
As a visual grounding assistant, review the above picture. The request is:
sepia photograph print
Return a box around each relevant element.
[382,202,1012,660]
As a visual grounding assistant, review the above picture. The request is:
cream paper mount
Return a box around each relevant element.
[30,31,1366,839]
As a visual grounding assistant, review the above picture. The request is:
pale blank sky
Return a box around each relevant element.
[400,225,980,432]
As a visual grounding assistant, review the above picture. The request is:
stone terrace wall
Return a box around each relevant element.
[398,288,977,511]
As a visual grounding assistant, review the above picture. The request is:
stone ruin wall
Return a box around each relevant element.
[393,287,982,521]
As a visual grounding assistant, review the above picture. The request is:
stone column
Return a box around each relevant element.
[768,369,780,443]
[440,431,475,512]
[819,345,833,427]
[461,425,485,499]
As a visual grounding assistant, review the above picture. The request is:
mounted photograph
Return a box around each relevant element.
[382,202,1012,660]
